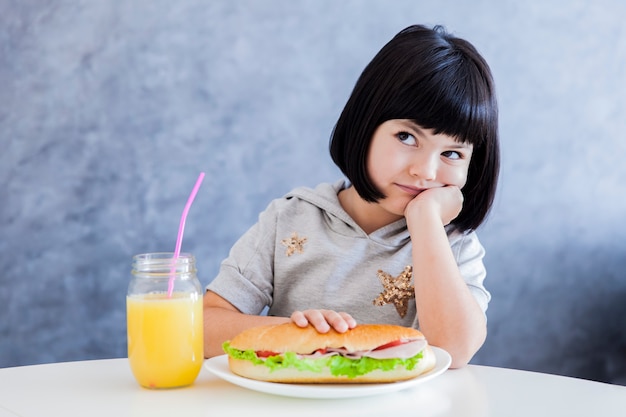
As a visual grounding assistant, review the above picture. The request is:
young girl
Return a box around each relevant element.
[203,24,499,368]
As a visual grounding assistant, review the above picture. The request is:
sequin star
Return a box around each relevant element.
[281,232,307,256]
[373,265,415,318]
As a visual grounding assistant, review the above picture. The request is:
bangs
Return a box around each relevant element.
[382,46,497,147]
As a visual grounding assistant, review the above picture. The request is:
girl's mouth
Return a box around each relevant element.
[395,183,426,196]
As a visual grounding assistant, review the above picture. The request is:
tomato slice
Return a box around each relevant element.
[256,350,278,358]
[373,340,404,350]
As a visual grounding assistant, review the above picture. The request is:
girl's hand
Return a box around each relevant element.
[290,309,357,333]
[405,185,464,226]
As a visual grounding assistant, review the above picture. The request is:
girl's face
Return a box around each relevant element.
[366,119,473,217]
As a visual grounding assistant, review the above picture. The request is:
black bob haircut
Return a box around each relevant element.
[330,25,500,232]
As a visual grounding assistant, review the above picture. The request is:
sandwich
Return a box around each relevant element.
[221,323,436,383]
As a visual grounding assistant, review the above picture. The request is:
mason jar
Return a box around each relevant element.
[127,253,203,389]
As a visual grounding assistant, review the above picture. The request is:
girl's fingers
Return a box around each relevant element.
[290,309,357,333]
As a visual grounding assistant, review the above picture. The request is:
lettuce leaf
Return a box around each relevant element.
[222,341,424,379]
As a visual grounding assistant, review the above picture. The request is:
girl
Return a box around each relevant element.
[203,24,499,368]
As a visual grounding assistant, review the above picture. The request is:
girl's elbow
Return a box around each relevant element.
[448,352,473,369]
[446,331,486,369]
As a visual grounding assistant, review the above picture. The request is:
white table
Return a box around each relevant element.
[0,358,624,417]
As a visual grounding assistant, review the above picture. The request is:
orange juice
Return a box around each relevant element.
[127,292,203,388]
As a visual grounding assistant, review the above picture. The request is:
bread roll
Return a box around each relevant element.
[224,323,437,383]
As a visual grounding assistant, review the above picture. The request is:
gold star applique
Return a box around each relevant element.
[281,232,307,257]
[373,265,415,318]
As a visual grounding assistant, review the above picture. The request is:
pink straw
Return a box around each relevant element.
[168,172,205,297]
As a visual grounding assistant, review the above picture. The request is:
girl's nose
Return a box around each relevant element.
[409,154,437,181]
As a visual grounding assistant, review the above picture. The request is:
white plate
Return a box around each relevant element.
[204,347,451,399]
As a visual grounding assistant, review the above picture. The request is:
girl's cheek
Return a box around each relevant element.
[444,167,469,188]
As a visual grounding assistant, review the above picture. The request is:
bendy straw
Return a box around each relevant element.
[168,172,205,297]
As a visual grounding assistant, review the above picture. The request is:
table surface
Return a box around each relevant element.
[0,358,624,417]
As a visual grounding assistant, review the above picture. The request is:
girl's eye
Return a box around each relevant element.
[397,131,417,145]
[442,150,462,160]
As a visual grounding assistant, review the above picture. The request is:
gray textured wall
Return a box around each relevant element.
[2,0,625,385]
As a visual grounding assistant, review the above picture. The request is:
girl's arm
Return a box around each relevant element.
[203,291,290,358]
[405,186,487,368]
[203,292,357,358]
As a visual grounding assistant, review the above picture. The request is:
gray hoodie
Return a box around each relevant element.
[207,180,490,329]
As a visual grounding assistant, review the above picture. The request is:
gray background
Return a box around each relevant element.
[2,0,625,385]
